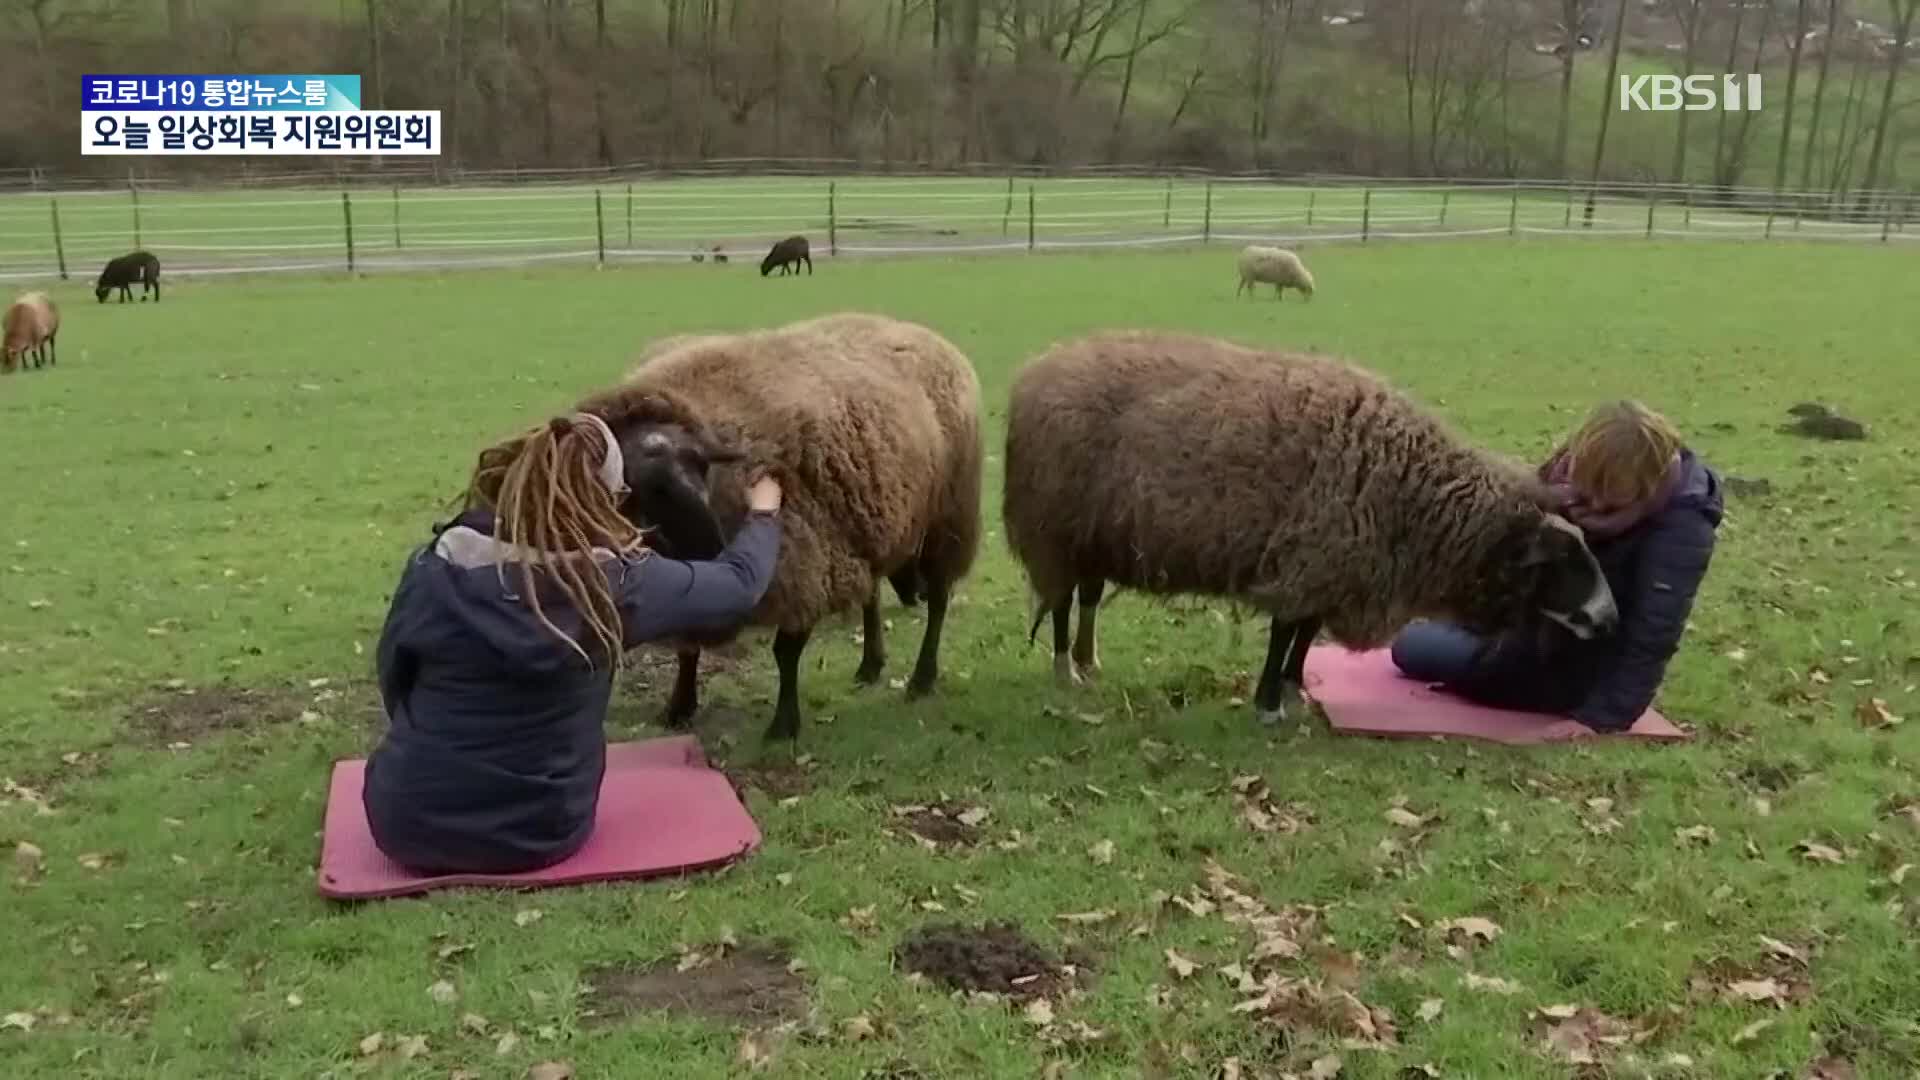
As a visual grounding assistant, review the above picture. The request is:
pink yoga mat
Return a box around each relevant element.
[1303,646,1689,745]
[317,735,762,900]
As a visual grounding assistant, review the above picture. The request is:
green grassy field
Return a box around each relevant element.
[4,174,1893,284]
[2,240,1917,1078]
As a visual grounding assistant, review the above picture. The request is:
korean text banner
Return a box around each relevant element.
[82,111,440,156]
[81,75,362,112]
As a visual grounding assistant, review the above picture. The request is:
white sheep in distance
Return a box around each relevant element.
[1236,245,1316,301]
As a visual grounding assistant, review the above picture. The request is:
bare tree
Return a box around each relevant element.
[1770,0,1810,203]
[593,0,611,165]
[1581,0,1628,224]
[1857,0,1920,199]
[1799,0,1843,191]
[1663,0,1708,183]
[1547,0,1599,178]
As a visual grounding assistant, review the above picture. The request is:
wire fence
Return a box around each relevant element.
[1,164,1914,283]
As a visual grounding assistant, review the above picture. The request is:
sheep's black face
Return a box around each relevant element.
[614,423,744,561]
[1524,515,1618,640]
[95,285,110,303]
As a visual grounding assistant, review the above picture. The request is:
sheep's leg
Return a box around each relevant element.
[1279,616,1322,719]
[766,627,812,741]
[661,647,701,728]
[854,590,886,686]
[805,255,813,275]
[46,336,55,367]
[905,570,950,699]
[1070,577,1105,677]
[1051,594,1079,687]
[1253,617,1304,726]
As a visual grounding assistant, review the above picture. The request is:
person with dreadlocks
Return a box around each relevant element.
[1390,400,1723,738]
[362,412,784,874]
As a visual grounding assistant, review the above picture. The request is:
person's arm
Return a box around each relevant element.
[614,512,782,646]
[374,553,424,721]
[1570,512,1716,731]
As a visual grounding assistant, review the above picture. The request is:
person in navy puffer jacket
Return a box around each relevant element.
[1390,400,1723,738]
[363,412,783,874]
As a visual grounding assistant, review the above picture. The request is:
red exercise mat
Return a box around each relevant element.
[316,735,761,900]
[1303,646,1690,745]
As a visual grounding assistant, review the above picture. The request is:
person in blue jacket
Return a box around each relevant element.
[1390,400,1723,738]
[363,412,783,874]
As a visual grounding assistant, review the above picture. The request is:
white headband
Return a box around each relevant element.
[572,412,626,495]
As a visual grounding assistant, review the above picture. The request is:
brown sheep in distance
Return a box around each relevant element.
[1002,330,1618,725]
[3,292,59,373]
[574,312,983,741]
[760,235,811,276]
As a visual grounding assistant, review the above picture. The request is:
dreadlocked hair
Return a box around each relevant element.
[465,415,646,669]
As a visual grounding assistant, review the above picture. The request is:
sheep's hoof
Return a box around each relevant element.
[659,703,698,730]
[1070,650,1101,678]
[1052,654,1083,688]
[905,674,936,700]
[853,659,885,686]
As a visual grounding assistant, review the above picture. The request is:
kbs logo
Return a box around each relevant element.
[1619,74,1763,111]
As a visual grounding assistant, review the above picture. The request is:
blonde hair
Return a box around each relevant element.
[1565,400,1683,506]
[464,416,646,669]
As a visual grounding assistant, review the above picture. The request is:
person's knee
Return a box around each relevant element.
[1391,622,1475,682]
[1389,625,1437,678]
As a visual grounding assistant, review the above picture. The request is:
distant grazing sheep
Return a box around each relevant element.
[575,312,983,741]
[1235,245,1314,301]
[2,292,59,373]
[760,235,811,277]
[712,245,729,264]
[96,250,161,304]
[1002,330,1617,726]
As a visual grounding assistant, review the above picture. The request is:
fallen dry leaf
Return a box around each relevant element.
[1731,1017,1775,1045]
[1890,863,1913,886]
[1165,949,1198,979]
[1461,972,1522,995]
[1436,916,1502,944]
[1758,935,1808,966]
[358,1032,385,1056]
[955,806,991,828]
[1794,840,1846,864]
[1055,910,1116,925]
[1417,998,1444,1023]
[1675,825,1717,847]
[775,872,795,887]
[1023,998,1056,1027]
[1538,1005,1636,1066]
[395,1034,429,1059]
[427,979,457,1004]
[1803,1055,1857,1080]
[527,1063,574,1080]
[76,852,110,871]
[1309,1054,1343,1079]
[513,909,544,927]
[841,1015,877,1041]
[1385,807,1426,828]
[460,1013,490,1035]
[496,1032,521,1056]
[735,1030,776,1071]
[1088,839,1115,865]
[1857,698,1904,730]
[2,1011,35,1033]
[1726,978,1788,1006]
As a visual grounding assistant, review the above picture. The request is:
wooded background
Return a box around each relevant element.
[2,0,1916,198]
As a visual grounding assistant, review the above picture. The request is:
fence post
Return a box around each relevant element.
[1027,186,1036,252]
[1305,188,1316,228]
[828,181,838,256]
[1202,181,1213,244]
[49,197,68,281]
[625,183,634,247]
[1508,181,1519,237]
[1682,184,1693,231]
[1002,175,1015,236]
[341,191,356,272]
[1163,175,1173,228]
[1563,183,1574,229]
[1882,199,1894,243]
[1438,188,1450,227]
[1792,192,1803,232]
[392,186,402,249]
[595,188,606,266]
[130,174,142,248]
[1361,187,1371,242]
[1645,185,1657,239]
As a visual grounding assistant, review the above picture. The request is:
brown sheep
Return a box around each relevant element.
[575,312,983,741]
[1002,330,1618,725]
[2,292,59,373]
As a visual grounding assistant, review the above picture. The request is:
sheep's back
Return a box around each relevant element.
[1006,331,1504,624]
[625,314,972,627]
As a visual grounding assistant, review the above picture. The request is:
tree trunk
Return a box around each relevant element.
[1402,7,1422,175]
[1110,0,1150,142]
[1718,0,1775,191]
[367,0,384,109]
[1551,1,1579,178]
[1711,0,1748,189]
[1770,0,1810,200]
[1800,0,1842,190]
[1858,0,1919,198]
[594,0,612,165]
[1583,0,1629,220]
[449,0,465,166]
[541,0,558,163]
[1829,45,1869,198]
[167,0,193,34]
[1667,1,1701,183]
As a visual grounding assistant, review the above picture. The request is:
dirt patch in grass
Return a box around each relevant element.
[731,761,811,799]
[581,941,808,1026]
[895,921,1092,1000]
[888,801,987,848]
[123,684,310,745]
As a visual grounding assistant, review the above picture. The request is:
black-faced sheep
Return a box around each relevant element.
[2,292,59,372]
[760,235,811,277]
[96,250,161,304]
[575,312,983,741]
[1235,245,1314,301]
[1003,330,1618,725]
